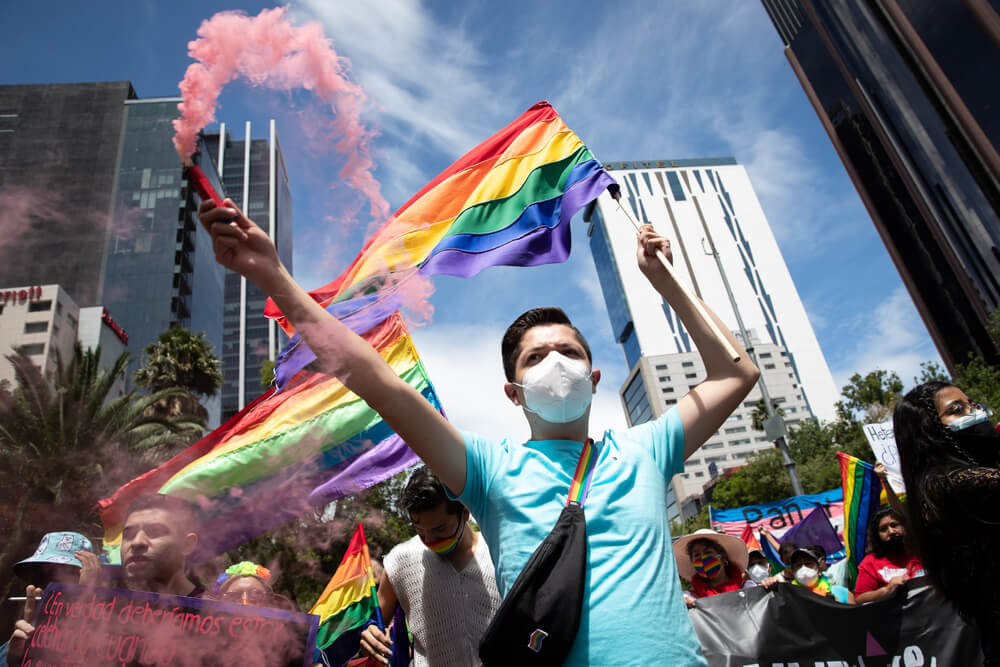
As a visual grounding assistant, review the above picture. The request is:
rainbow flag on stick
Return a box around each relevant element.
[837,452,882,588]
[312,523,378,666]
[267,100,617,388]
[97,313,439,561]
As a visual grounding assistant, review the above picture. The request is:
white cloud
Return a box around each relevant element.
[830,286,944,389]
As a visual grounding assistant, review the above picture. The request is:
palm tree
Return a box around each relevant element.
[135,326,223,423]
[0,344,203,600]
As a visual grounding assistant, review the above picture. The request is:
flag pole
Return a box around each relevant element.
[612,194,740,362]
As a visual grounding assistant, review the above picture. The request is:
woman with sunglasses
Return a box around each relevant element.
[894,381,1000,663]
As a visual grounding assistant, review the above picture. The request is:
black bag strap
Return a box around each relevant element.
[566,438,598,508]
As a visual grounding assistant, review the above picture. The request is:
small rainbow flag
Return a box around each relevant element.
[312,523,377,666]
[838,452,882,588]
[267,100,617,388]
[97,313,439,560]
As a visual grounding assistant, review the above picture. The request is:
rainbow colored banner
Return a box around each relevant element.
[311,523,377,666]
[97,313,438,561]
[709,488,845,539]
[837,452,882,589]
[267,100,617,388]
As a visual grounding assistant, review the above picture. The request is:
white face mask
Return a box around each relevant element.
[748,564,769,584]
[514,351,594,424]
[794,566,819,586]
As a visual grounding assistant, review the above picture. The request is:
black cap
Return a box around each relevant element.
[791,546,824,563]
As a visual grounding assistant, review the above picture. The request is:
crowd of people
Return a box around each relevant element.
[2,197,997,666]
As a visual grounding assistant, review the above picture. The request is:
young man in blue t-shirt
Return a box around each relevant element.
[199,197,759,665]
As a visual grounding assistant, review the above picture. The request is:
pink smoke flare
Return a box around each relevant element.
[172,7,390,222]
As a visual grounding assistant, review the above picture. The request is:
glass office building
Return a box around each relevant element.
[202,122,292,420]
[102,98,227,423]
[761,0,1000,369]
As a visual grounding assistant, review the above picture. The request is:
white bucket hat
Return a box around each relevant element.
[673,528,749,581]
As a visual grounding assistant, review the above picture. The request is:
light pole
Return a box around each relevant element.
[691,195,804,496]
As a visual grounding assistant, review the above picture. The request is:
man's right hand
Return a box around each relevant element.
[359,623,393,665]
[7,585,39,666]
[198,199,283,291]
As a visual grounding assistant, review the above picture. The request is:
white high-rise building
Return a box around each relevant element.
[585,158,838,509]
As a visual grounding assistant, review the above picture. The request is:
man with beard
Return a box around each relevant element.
[854,507,924,603]
[120,495,205,598]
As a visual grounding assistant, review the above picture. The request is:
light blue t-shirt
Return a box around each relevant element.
[454,407,706,666]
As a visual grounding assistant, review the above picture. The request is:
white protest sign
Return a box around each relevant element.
[862,421,905,493]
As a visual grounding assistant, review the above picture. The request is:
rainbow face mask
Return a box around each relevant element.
[692,554,723,579]
[423,519,465,556]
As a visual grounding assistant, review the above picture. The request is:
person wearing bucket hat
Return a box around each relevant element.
[674,529,752,607]
[3,532,101,666]
[746,548,771,585]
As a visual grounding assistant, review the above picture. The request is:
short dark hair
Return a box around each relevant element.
[500,307,592,381]
[686,538,725,562]
[867,507,907,558]
[124,495,200,531]
[399,466,464,517]
[778,540,797,564]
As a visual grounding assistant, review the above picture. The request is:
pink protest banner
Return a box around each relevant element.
[22,583,318,667]
[709,488,844,541]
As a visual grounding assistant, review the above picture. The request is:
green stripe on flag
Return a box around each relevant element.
[315,595,376,650]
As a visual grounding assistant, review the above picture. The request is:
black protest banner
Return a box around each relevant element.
[22,583,318,667]
[689,578,983,666]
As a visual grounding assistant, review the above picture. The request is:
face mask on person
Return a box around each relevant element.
[422,518,465,556]
[794,566,819,587]
[949,408,1000,465]
[514,351,593,424]
[748,564,770,584]
[692,554,723,580]
[883,533,905,554]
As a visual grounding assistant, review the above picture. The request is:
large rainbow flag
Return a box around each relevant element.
[267,100,617,388]
[837,452,883,588]
[311,523,378,666]
[97,313,438,561]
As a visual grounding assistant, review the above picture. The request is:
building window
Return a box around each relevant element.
[24,321,47,334]
[687,458,700,465]
[662,387,674,393]
[706,455,727,463]
[685,372,697,379]
[655,364,668,370]
[724,426,747,434]
[658,375,671,382]
[774,397,787,403]
[743,401,756,408]
[682,473,690,479]
[764,363,775,370]
[664,398,677,405]
[730,438,751,445]
[28,300,52,312]
[682,361,694,368]
[18,343,44,356]
[759,352,772,358]
[703,442,724,450]
[695,471,705,478]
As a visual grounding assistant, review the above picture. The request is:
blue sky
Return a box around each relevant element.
[0,0,942,440]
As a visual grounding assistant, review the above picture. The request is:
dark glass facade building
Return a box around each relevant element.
[0,82,135,307]
[761,0,1000,369]
[202,122,292,420]
[103,99,227,421]
[0,82,229,425]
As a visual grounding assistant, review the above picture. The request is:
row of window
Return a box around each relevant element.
[653,360,695,371]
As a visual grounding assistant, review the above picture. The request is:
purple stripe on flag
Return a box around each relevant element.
[308,434,419,504]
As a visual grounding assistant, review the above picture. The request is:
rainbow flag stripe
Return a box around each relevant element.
[838,452,882,588]
[267,101,617,388]
[567,439,597,506]
[97,313,438,560]
[311,523,376,662]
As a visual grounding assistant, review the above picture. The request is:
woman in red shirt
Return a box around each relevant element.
[674,529,749,607]
[854,508,924,603]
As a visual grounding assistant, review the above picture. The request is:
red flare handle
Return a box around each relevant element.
[185,163,225,207]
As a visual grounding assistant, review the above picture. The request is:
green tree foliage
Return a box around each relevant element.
[835,369,903,423]
[670,504,711,537]
[205,471,416,610]
[0,345,205,601]
[134,327,223,398]
[750,398,784,432]
[260,359,276,389]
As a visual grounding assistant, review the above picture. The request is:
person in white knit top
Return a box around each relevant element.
[360,466,501,666]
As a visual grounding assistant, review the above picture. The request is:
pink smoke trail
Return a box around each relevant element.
[172,6,390,222]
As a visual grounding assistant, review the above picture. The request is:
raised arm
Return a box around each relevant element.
[199,200,468,493]
[635,225,760,460]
